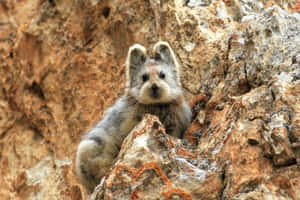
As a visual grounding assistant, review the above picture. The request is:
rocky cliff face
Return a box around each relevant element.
[0,0,299,199]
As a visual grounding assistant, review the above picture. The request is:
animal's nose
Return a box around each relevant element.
[151,84,158,91]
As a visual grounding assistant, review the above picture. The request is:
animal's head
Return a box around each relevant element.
[125,41,182,104]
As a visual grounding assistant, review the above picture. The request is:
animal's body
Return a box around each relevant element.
[76,41,192,191]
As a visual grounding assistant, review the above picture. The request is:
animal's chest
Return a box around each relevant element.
[135,104,177,133]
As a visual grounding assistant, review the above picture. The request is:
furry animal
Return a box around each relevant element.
[75,41,192,192]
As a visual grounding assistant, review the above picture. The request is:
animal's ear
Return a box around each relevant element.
[153,41,180,80]
[125,44,146,89]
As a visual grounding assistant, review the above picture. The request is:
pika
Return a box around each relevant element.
[76,41,192,192]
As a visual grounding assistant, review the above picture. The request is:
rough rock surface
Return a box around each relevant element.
[91,114,223,200]
[0,0,299,200]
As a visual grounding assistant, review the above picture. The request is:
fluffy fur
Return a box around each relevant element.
[76,41,192,192]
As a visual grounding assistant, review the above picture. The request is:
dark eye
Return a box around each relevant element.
[142,74,149,82]
[159,71,165,79]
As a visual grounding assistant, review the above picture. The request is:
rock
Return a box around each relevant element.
[90,115,223,200]
[12,157,75,200]
[0,0,299,199]
[225,5,300,96]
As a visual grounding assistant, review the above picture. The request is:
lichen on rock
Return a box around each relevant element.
[90,115,223,200]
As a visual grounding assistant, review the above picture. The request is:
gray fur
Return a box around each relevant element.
[76,41,192,192]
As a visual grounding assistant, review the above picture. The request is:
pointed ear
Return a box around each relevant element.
[125,44,146,91]
[153,41,180,81]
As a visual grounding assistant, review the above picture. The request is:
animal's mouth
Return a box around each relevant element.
[151,92,160,99]
[150,89,161,99]
[150,83,161,99]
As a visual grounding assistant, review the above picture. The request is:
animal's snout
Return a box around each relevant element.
[150,83,160,99]
[151,84,158,92]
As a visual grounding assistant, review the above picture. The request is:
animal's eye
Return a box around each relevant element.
[159,71,165,79]
[142,74,149,82]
